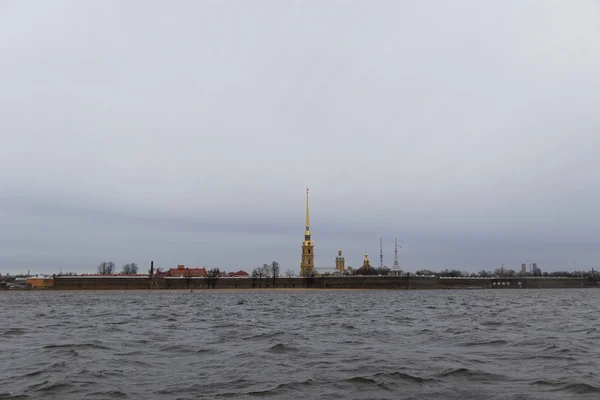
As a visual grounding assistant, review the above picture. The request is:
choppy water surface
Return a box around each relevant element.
[2,289,600,399]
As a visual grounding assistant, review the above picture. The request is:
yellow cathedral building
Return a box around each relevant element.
[300,189,347,275]
[300,188,314,276]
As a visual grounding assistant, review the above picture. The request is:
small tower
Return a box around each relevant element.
[390,239,403,276]
[335,250,345,272]
[356,253,376,275]
[363,253,370,267]
[300,188,314,276]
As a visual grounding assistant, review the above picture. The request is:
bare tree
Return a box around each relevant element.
[301,268,316,287]
[261,263,272,287]
[184,269,193,289]
[285,269,294,287]
[251,268,261,288]
[493,268,516,278]
[206,268,220,289]
[130,263,138,274]
[107,262,115,274]
[261,263,272,277]
[271,261,280,287]
[121,263,139,275]
[97,262,115,275]
[252,267,268,288]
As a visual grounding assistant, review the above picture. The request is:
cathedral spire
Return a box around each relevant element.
[305,188,310,234]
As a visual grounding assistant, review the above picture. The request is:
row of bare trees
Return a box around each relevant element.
[345,266,390,276]
[411,268,600,278]
[182,268,221,289]
[251,261,280,288]
[97,262,139,275]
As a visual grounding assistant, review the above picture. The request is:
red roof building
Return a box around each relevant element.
[168,267,207,277]
[228,270,249,278]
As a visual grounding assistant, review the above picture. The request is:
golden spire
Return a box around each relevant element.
[300,188,314,276]
[305,188,310,233]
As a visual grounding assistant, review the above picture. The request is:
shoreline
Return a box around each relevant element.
[5,288,387,293]
[3,287,597,293]
[8,275,597,291]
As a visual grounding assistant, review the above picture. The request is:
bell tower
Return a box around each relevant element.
[335,250,345,272]
[300,188,314,276]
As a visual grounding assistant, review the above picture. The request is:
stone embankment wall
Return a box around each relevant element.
[52,276,596,290]
[53,277,151,290]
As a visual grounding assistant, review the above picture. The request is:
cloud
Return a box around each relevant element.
[1,1,599,274]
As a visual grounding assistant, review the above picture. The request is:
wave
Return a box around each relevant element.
[21,370,44,378]
[18,363,67,378]
[216,379,315,398]
[158,344,193,353]
[444,327,471,334]
[195,348,219,355]
[345,376,378,384]
[0,393,30,399]
[558,382,600,394]
[529,354,577,361]
[106,319,130,325]
[114,351,143,356]
[242,331,285,340]
[542,345,571,353]
[86,390,128,398]
[0,328,27,337]
[43,343,111,351]
[462,339,508,347]
[480,320,503,326]
[534,380,600,394]
[373,371,437,384]
[30,380,72,394]
[436,368,507,382]
[266,343,298,354]
[339,376,396,392]
[531,379,563,388]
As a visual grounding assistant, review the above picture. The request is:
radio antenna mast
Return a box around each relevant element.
[393,238,401,267]
[380,237,383,268]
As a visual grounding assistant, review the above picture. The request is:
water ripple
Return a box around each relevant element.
[1,289,600,399]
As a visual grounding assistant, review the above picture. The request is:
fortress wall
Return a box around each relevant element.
[518,277,591,289]
[53,277,151,290]
[51,276,594,290]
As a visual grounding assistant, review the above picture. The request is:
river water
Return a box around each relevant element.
[1,289,600,399]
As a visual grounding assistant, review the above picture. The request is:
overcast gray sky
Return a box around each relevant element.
[1,1,599,275]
